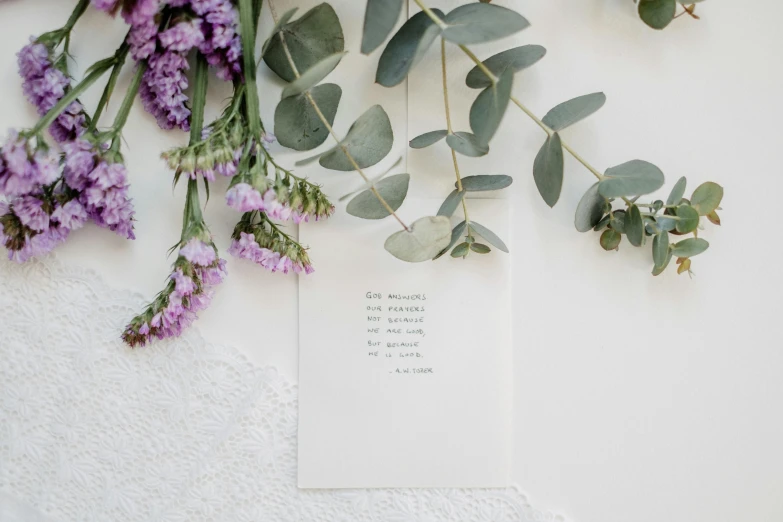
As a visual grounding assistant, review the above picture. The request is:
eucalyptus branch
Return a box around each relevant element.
[440,38,470,226]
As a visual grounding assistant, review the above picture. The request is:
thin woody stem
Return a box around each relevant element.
[440,38,469,224]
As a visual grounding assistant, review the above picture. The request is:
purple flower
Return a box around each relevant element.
[180,237,216,266]
[128,20,159,61]
[140,53,191,131]
[12,196,49,232]
[0,132,59,198]
[91,0,119,12]
[160,20,205,52]
[51,199,88,230]
[0,196,81,263]
[225,183,264,213]
[228,231,314,275]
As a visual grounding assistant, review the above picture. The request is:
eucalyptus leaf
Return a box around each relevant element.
[385,216,452,263]
[469,221,509,253]
[437,189,466,217]
[274,83,341,151]
[434,220,467,260]
[593,214,611,232]
[465,45,546,89]
[376,10,443,87]
[600,229,621,251]
[361,0,403,55]
[281,52,346,98]
[610,210,627,234]
[446,132,489,157]
[653,232,670,268]
[264,3,345,83]
[262,7,298,56]
[410,129,448,149]
[442,3,530,45]
[675,204,699,233]
[451,242,470,258]
[338,156,403,202]
[460,175,513,192]
[690,182,724,216]
[652,251,673,276]
[671,238,709,258]
[626,204,644,247]
[346,173,410,219]
[575,182,607,232]
[541,92,606,132]
[599,160,665,199]
[469,69,513,145]
[319,105,394,171]
[470,243,491,254]
[638,0,677,30]
[533,133,564,208]
[667,176,687,206]
[655,215,678,232]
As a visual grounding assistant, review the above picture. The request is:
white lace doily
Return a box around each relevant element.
[0,255,566,522]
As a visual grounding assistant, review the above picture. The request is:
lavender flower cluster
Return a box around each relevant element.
[229,227,314,275]
[122,237,227,346]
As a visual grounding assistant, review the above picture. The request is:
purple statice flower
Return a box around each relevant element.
[128,19,159,61]
[225,183,264,213]
[193,0,241,81]
[160,19,205,52]
[228,231,314,275]
[13,195,49,232]
[262,189,294,221]
[121,0,162,26]
[17,40,87,143]
[62,139,136,239]
[91,0,119,12]
[140,52,191,131]
[122,238,226,347]
[0,132,59,198]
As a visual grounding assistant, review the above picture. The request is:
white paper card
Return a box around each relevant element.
[297,198,512,489]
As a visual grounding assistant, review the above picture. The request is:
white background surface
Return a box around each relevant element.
[1,1,782,521]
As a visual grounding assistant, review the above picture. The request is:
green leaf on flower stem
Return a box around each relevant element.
[451,242,471,258]
[690,182,724,216]
[261,7,298,56]
[465,45,546,89]
[410,129,448,149]
[319,105,393,171]
[671,237,709,258]
[541,93,606,132]
[346,173,410,220]
[263,3,345,83]
[460,175,513,192]
[437,189,466,217]
[667,176,687,206]
[653,232,670,268]
[626,205,645,247]
[434,220,467,260]
[675,204,700,233]
[598,160,665,199]
[281,52,346,98]
[469,221,509,253]
[361,0,404,55]
[600,229,621,251]
[575,182,607,232]
[469,68,513,145]
[533,133,564,208]
[274,83,341,151]
[446,132,489,157]
[442,3,530,45]
[638,0,677,30]
[652,251,673,276]
[470,243,491,254]
[376,10,443,87]
[385,216,452,263]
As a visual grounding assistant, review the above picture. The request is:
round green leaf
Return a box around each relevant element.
[263,4,345,82]
[281,52,345,98]
[600,229,621,251]
[319,105,394,171]
[437,189,466,217]
[690,182,724,216]
[261,7,298,56]
[575,182,607,233]
[451,242,470,258]
[469,69,513,145]
[599,160,665,199]
[533,133,564,208]
[652,251,673,276]
[465,45,546,89]
[434,220,467,260]
[446,132,489,157]
[346,173,410,220]
[666,176,687,206]
[385,216,452,263]
[655,214,678,232]
[626,204,645,247]
[653,232,670,268]
[470,243,491,254]
[469,221,508,253]
[442,3,530,45]
[541,92,606,132]
[361,0,404,55]
[274,83,341,151]
[675,204,699,233]
[670,238,709,258]
[460,175,513,192]
[376,10,443,87]
[410,129,448,149]
[638,0,677,30]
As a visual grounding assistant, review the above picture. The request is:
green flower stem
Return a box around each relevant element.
[109,61,147,151]
[238,0,264,138]
[259,211,296,242]
[90,42,130,132]
[181,54,210,239]
[267,0,410,232]
[63,0,91,34]
[440,38,470,225]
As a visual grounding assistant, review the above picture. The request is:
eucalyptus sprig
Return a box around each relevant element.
[636,0,705,30]
[363,0,723,276]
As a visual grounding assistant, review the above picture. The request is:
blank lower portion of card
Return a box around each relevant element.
[297,198,512,489]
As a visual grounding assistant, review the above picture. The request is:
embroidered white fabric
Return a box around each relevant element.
[0,256,565,522]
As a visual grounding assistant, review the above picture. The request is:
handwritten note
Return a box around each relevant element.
[298,198,512,488]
